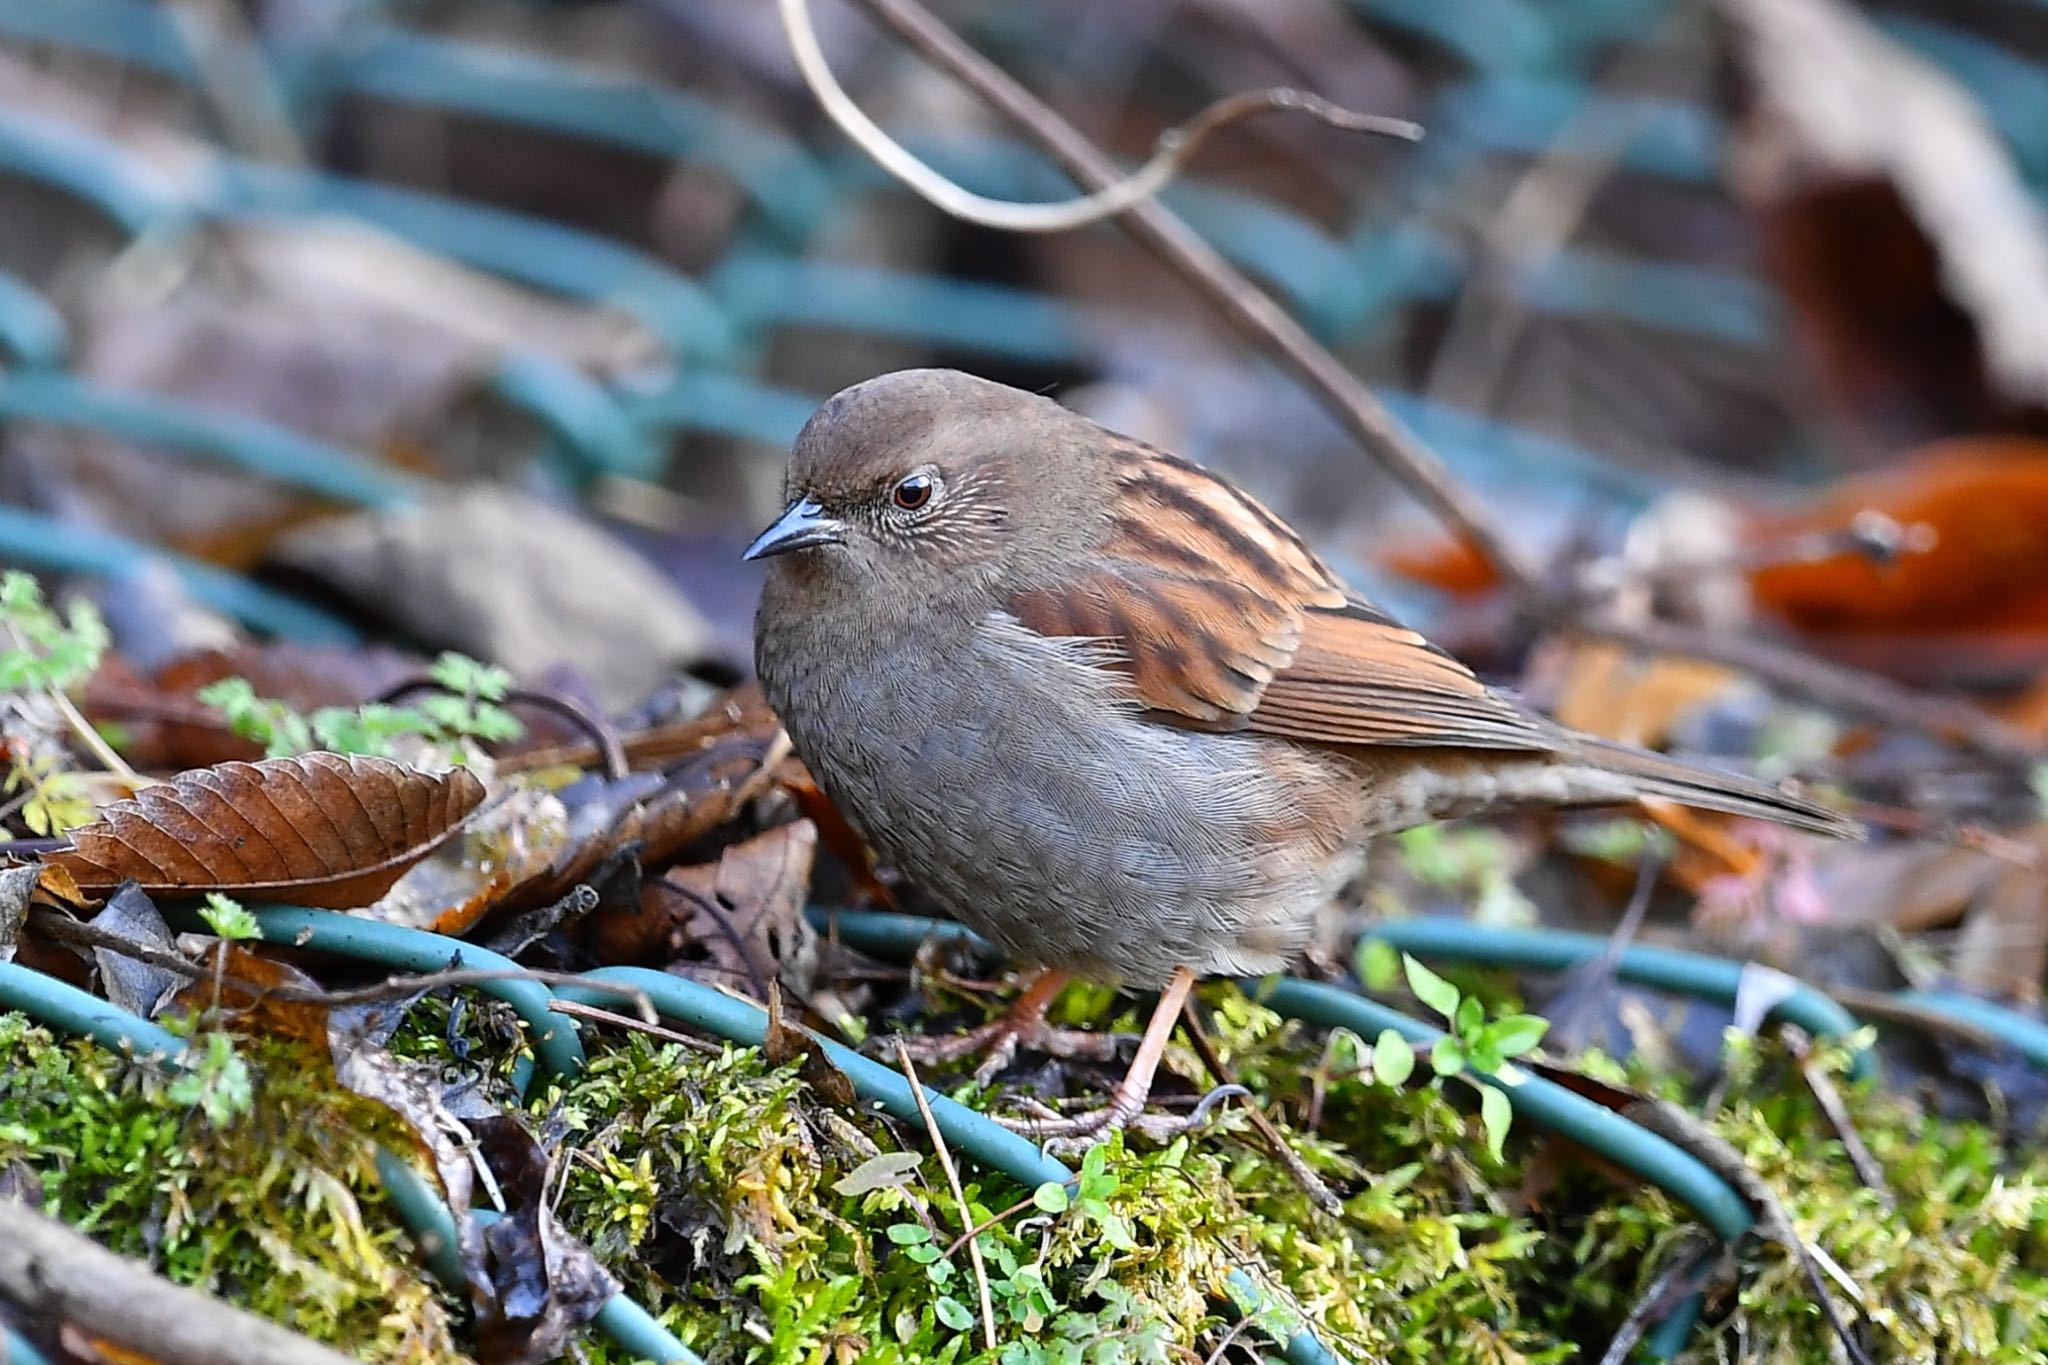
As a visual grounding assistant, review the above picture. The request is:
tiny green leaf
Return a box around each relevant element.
[885,1222,930,1245]
[197,894,260,943]
[1032,1181,1071,1214]
[1358,938,1401,992]
[935,1295,974,1331]
[1465,1037,1505,1075]
[1371,1029,1415,1087]
[1455,995,1485,1040]
[1489,1013,1550,1058]
[1480,1085,1513,1162]
[1402,954,1461,1020]
[1430,1037,1466,1077]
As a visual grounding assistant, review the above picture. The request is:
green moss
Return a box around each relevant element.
[7,988,2048,1365]
[0,1014,468,1364]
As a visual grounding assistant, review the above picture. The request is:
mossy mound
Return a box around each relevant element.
[4,992,2046,1363]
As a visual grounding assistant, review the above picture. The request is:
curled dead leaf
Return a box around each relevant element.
[41,754,486,910]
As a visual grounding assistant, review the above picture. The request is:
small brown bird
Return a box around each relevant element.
[749,369,1856,1141]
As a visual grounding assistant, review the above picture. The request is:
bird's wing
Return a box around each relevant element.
[1005,440,1555,751]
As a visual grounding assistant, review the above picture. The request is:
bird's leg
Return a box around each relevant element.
[999,966,1198,1150]
[893,967,1121,1085]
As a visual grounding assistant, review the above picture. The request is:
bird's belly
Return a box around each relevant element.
[775,617,1362,986]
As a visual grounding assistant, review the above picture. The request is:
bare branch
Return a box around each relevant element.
[779,0,1416,233]
[815,0,1537,592]
[0,1198,359,1365]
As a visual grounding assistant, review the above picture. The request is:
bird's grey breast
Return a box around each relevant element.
[761,604,1361,984]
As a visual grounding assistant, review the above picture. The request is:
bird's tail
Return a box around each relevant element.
[1572,737,1863,840]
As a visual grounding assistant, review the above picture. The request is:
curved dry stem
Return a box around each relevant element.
[778,0,1418,233]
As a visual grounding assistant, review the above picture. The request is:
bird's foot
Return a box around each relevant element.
[890,1017,1124,1086]
[996,1083,1248,1155]
[884,967,1126,1085]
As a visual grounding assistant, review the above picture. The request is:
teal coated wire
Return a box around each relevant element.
[153,904,585,1087]
[1249,976,1755,1242]
[1891,991,2048,1069]
[555,966,1069,1190]
[1364,918,1872,1079]
[0,271,68,368]
[803,908,1758,1244]
[0,961,187,1064]
[0,371,424,510]
[807,907,1766,1359]
[0,506,358,643]
[0,1325,55,1365]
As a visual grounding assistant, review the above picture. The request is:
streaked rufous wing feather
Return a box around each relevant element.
[1006,440,1554,751]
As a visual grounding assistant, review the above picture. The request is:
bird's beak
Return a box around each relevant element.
[744,496,846,560]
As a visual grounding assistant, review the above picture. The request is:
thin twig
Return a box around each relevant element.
[30,910,654,1015]
[781,0,1416,233]
[1786,1027,1892,1201]
[375,677,630,781]
[1597,1234,1716,1365]
[1847,802,2040,868]
[1821,986,2004,1051]
[1423,57,1655,415]
[1200,1315,1260,1365]
[1182,1003,1343,1217]
[828,0,1541,594]
[659,874,774,1005]
[942,1184,1067,1259]
[5,620,142,784]
[503,689,630,783]
[549,997,722,1052]
[896,1039,998,1350]
[51,685,144,782]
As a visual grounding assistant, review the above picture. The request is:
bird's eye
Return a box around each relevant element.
[891,473,935,511]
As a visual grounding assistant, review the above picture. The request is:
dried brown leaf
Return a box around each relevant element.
[171,944,335,1046]
[765,980,855,1107]
[42,754,486,910]
[586,822,818,989]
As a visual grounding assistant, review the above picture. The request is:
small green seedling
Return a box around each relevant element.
[197,892,261,942]
[198,651,524,759]
[166,1032,254,1127]
[1396,953,1549,1161]
[0,571,107,693]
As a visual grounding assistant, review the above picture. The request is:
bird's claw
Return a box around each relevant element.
[883,1021,1125,1086]
[996,1082,1248,1155]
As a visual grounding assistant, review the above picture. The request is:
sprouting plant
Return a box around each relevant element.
[1067,1143,1138,1250]
[419,652,523,744]
[2,751,95,835]
[0,571,108,693]
[197,652,524,759]
[197,677,314,757]
[166,1032,254,1127]
[197,892,260,942]
[0,571,133,818]
[1377,951,1549,1161]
